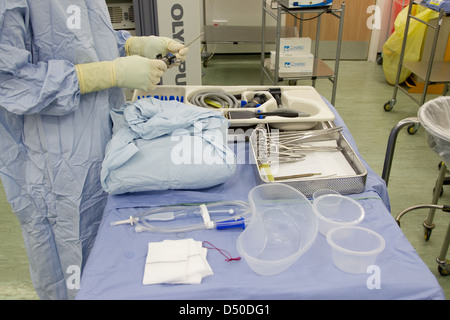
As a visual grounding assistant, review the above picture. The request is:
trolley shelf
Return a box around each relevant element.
[403,60,450,83]
[263,57,335,80]
[203,25,297,44]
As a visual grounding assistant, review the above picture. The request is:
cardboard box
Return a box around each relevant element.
[280,37,311,55]
[270,52,314,73]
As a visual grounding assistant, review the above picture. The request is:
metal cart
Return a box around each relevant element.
[383,1,449,115]
[382,97,450,276]
[200,0,297,68]
[201,25,297,67]
[260,0,345,106]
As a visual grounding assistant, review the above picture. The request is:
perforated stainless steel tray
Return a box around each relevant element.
[249,121,367,198]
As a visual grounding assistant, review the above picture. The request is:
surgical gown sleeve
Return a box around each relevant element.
[0,4,80,116]
[115,30,133,57]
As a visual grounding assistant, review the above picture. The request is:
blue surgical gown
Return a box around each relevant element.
[0,0,130,299]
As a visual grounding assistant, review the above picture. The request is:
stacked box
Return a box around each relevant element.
[270,37,314,73]
[280,37,311,55]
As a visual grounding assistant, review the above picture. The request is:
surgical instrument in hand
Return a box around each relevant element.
[157,32,204,67]
[184,32,205,48]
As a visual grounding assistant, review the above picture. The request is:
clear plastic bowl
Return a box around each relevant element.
[236,184,318,276]
[327,226,385,274]
[312,194,365,236]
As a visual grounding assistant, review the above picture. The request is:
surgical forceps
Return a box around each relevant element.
[252,124,343,164]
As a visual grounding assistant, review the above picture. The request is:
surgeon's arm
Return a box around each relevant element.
[125,36,188,67]
[75,30,170,94]
[75,55,167,94]
[114,31,189,65]
[114,30,133,57]
[0,5,81,116]
[0,45,82,116]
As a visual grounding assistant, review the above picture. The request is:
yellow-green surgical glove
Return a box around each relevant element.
[75,55,167,94]
[125,36,188,67]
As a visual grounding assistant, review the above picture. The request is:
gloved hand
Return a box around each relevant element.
[125,36,189,67]
[75,55,167,94]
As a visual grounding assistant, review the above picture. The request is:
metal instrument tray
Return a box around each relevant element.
[249,122,367,197]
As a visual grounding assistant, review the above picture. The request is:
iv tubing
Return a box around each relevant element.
[112,201,251,233]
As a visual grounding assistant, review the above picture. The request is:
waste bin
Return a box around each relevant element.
[418,96,450,166]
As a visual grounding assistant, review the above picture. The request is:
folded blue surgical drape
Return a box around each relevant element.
[101,98,237,195]
[0,0,131,299]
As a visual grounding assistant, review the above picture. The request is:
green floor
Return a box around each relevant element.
[0,55,448,299]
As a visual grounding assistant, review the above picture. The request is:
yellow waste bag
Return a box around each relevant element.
[382,5,438,85]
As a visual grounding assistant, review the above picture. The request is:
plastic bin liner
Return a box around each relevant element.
[101,98,236,195]
[418,96,450,165]
[421,0,450,13]
[389,0,410,36]
[382,5,438,85]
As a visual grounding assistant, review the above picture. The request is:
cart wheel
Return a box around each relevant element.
[384,101,393,112]
[289,80,297,86]
[407,124,418,135]
[203,60,208,68]
[377,56,383,65]
[424,227,432,241]
[438,265,450,276]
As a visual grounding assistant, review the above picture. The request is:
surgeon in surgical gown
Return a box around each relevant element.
[0,0,187,299]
